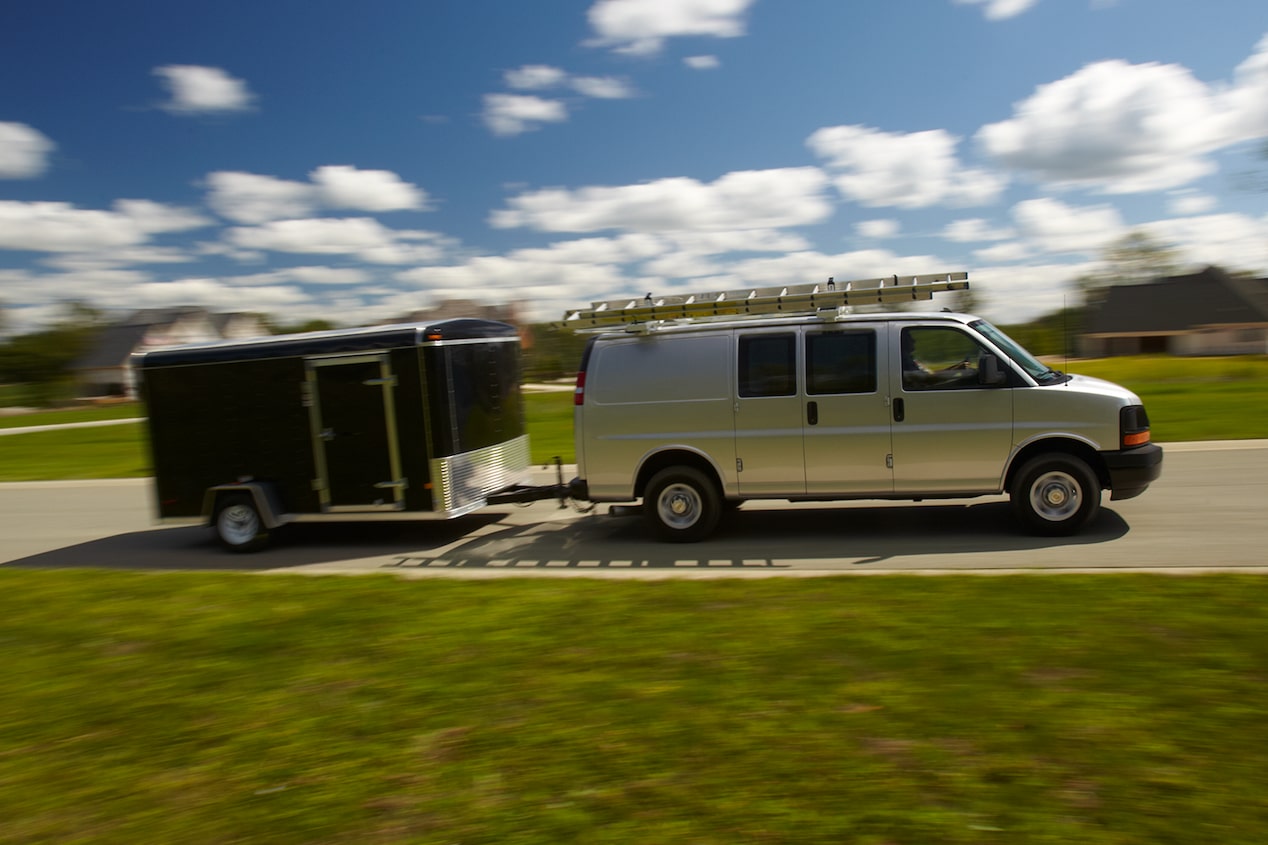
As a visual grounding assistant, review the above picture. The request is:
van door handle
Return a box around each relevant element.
[807,401,818,426]
[892,398,905,422]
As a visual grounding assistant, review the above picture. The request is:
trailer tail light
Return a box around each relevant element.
[1120,405,1151,448]
[574,370,586,406]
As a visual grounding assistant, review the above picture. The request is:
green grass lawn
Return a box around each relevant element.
[1065,356,1268,442]
[2,572,1266,844]
[0,357,1265,481]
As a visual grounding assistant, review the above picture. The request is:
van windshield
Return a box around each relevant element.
[971,320,1069,384]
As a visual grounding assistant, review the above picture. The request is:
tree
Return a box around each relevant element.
[1077,231,1186,308]
[0,302,104,406]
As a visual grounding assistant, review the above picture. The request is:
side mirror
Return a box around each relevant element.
[979,354,1007,387]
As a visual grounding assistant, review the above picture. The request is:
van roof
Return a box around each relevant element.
[588,310,980,339]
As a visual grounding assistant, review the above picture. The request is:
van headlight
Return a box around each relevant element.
[1120,405,1151,448]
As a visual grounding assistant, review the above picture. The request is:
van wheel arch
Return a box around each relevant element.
[634,451,724,501]
[1005,439,1109,493]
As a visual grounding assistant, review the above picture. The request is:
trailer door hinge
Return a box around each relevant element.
[886,454,894,469]
[736,458,743,473]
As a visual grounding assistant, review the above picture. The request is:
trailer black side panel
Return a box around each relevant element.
[423,340,525,457]
[143,356,317,518]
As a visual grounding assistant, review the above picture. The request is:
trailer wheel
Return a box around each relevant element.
[214,493,269,552]
[1011,453,1100,536]
[644,466,721,543]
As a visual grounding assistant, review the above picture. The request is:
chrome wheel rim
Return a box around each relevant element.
[657,483,702,530]
[1029,471,1081,522]
[218,503,260,546]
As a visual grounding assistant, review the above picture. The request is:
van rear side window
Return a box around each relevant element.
[738,334,796,398]
[807,331,876,395]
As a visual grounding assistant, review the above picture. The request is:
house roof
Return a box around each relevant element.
[74,322,152,370]
[73,308,265,371]
[1083,266,1268,335]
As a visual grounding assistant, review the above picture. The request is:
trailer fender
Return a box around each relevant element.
[202,482,288,530]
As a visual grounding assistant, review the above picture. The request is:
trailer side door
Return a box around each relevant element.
[306,354,406,511]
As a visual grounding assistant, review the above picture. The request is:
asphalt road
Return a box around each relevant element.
[2,442,1265,578]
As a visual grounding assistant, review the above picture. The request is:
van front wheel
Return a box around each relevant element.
[1011,454,1100,536]
[644,467,721,543]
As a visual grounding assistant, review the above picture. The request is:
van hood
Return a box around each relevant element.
[1061,373,1143,405]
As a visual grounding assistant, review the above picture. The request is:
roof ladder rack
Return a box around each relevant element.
[556,271,969,332]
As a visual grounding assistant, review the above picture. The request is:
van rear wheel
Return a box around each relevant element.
[1011,454,1100,536]
[644,467,721,543]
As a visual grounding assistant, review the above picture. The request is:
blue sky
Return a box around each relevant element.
[2,0,1267,334]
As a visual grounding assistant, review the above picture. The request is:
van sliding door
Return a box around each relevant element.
[802,325,894,494]
[734,330,806,495]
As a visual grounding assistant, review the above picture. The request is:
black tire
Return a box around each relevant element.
[214,493,269,552]
[1011,453,1101,536]
[643,466,722,543]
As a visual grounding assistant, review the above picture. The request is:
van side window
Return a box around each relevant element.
[807,331,876,395]
[738,334,796,397]
[901,326,989,391]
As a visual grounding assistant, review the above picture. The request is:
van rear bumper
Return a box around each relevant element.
[1103,443,1163,501]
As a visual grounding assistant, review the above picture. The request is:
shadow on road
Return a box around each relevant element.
[387,500,1131,572]
[4,500,1130,573]
[3,515,505,571]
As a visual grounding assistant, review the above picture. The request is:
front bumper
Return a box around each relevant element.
[1103,443,1163,501]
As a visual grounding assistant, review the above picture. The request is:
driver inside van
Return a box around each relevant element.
[901,328,978,389]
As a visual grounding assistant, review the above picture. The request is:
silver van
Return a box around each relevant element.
[563,274,1163,542]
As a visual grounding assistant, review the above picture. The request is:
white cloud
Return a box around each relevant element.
[856,219,900,239]
[586,0,756,55]
[975,49,1268,193]
[505,64,569,90]
[113,199,212,234]
[0,122,54,179]
[1011,197,1124,255]
[1143,212,1268,273]
[225,218,449,264]
[0,200,209,253]
[491,168,833,234]
[206,172,314,223]
[953,0,1039,21]
[808,125,1006,208]
[206,167,428,222]
[942,218,1016,242]
[684,55,721,70]
[973,242,1033,263]
[153,65,255,114]
[222,266,373,287]
[1222,33,1268,142]
[570,76,637,99]
[482,93,568,137]
[310,165,429,212]
[1166,192,1216,216]
[970,262,1098,324]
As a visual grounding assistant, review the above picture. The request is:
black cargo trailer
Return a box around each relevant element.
[133,319,540,551]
